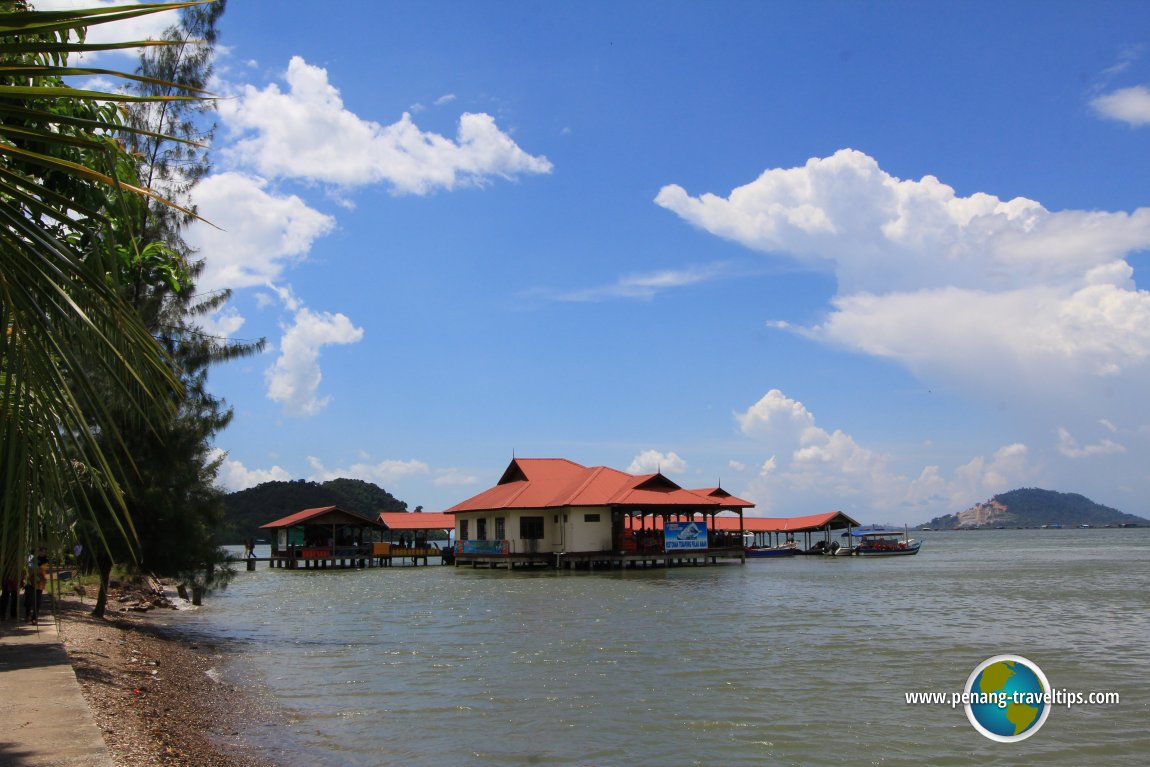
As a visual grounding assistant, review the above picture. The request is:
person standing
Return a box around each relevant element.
[0,564,20,620]
[23,556,47,624]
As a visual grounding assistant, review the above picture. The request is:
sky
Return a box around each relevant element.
[45,1,1150,524]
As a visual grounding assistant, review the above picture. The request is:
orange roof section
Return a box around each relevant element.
[446,458,754,513]
[260,505,386,529]
[378,512,456,531]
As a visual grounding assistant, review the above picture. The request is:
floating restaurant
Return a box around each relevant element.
[258,507,454,569]
[260,506,388,569]
[446,458,753,569]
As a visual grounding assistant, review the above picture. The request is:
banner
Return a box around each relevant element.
[665,521,708,550]
[461,540,508,555]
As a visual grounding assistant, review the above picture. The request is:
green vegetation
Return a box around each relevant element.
[221,478,409,544]
[923,488,1149,529]
[0,1,247,616]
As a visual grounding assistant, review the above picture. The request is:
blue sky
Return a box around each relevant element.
[52,1,1150,524]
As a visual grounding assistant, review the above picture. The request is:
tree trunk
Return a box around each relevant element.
[91,558,113,618]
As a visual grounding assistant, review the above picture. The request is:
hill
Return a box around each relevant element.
[922,488,1149,529]
[219,478,409,543]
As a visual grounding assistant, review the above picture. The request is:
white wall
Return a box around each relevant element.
[455,507,614,553]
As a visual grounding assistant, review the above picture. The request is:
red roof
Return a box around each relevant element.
[625,511,859,533]
[447,458,754,513]
[259,506,385,529]
[739,511,860,533]
[378,512,456,531]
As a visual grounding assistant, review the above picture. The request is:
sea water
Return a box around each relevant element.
[169,529,1150,766]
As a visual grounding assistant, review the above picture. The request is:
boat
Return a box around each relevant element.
[744,545,799,558]
[743,532,799,558]
[851,528,923,556]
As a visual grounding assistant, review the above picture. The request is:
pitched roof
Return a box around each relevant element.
[446,458,754,513]
[378,512,456,531]
[738,511,860,533]
[259,506,385,529]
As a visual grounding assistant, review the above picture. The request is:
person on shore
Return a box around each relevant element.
[23,556,47,624]
[0,564,20,620]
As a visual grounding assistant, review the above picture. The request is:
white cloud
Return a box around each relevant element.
[627,449,687,475]
[736,389,816,438]
[434,469,480,486]
[728,460,746,472]
[266,307,365,415]
[193,305,246,340]
[550,263,727,301]
[307,456,430,483]
[187,172,337,292]
[1056,427,1126,458]
[1091,85,1150,127]
[219,56,552,194]
[660,150,1150,421]
[210,449,292,491]
[34,0,175,57]
[735,390,1035,521]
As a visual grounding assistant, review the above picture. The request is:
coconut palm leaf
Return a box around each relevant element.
[0,0,214,575]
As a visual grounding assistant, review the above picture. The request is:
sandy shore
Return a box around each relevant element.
[55,593,282,767]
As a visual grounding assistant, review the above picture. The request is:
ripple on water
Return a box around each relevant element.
[184,531,1150,767]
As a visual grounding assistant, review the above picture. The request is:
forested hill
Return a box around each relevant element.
[923,488,1148,529]
[219,478,409,543]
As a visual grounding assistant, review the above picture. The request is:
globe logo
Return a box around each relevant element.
[964,654,1051,742]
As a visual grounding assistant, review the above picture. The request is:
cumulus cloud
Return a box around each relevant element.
[659,150,1150,419]
[434,469,480,486]
[34,0,173,57]
[210,449,292,491]
[735,390,1035,520]
[187,172,336,292]
[306,456,430,483]
[628,449,687,475]
[266,306,365,415]
[219,56,552,194]
[1091,85,1150,127]
[1056,427,1126,458]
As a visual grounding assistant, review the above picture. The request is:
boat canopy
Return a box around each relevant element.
[850,528,907,537]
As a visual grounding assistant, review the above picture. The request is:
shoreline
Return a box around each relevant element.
[55,594,283,767]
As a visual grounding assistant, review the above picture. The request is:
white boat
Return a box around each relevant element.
[851,528,923,557]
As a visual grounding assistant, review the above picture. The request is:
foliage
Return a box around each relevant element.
[221,479,409,543]
[0,1,209,586]
[922,488,1149,529]
[82,0,264,613]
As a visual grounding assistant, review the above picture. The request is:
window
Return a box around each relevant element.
[460,520,469,541]
[495,517,505,540]
[477,518,488,541]
[584,513,601,523]
[520,516,544,540]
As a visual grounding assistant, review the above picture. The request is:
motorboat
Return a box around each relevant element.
[850,528,923,556]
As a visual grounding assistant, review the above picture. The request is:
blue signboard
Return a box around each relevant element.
[664,521,708,550]
[461,540,508,555]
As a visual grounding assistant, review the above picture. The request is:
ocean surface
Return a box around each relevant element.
[165,529,1149,766]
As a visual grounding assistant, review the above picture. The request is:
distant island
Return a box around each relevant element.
[219,478,409,543]
[921,488,1149,530]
